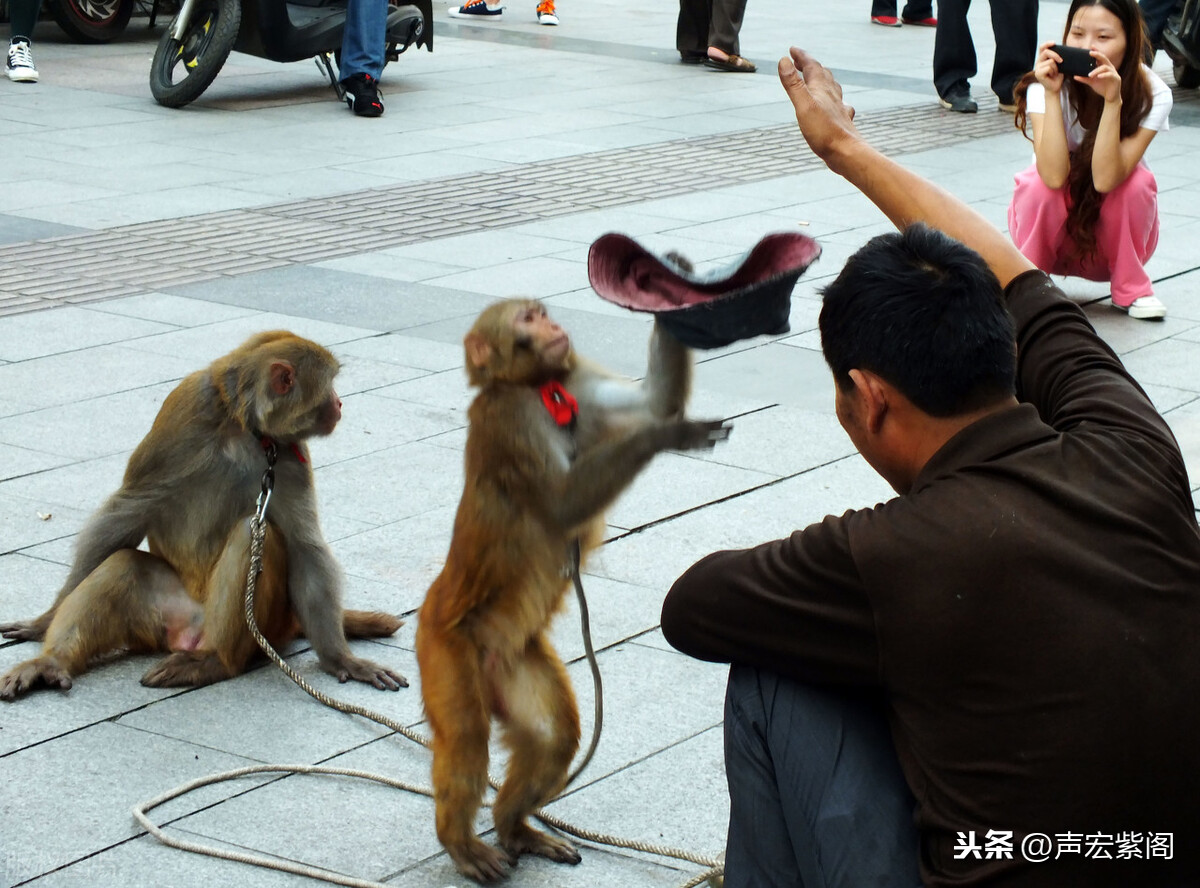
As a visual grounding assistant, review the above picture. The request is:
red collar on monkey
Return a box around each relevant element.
[539,381,578,427]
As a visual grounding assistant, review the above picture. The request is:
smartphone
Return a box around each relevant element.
[1051,44,1097,78]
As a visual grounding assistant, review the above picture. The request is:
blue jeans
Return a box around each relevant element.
[723,666,922,888]
[340,0,388,81]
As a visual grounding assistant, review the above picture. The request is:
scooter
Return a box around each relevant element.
[1164,0,1200,87]
[148,0,432,108]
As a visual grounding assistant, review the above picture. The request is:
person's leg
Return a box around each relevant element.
[6,0,43,83]
[1093,163,1160,306]
[1139,0,1176,49]
[987,0,1037,104]
[900,0,934,20]
[1007,163,1078,277]
[677,0,712,56]
[933,0,976,98]
[872,0,898,17]
[8,0,43,41]
[339,0,387,82]
[707,0,747,56]
[723,665,921,888]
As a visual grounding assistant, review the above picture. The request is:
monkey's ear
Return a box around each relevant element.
[464,334,493,371]
[269,362,296,396]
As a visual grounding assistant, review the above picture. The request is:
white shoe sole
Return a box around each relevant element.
[6,69,38,82]
[448,4,503,16]
[1114,298,1167,320]
[537,12,558,23]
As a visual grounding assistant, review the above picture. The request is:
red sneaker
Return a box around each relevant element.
[901,15,937,25]
[871,15,900,26]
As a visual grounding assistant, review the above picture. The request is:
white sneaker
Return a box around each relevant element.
[1114,295,1167,320]
[448,0,504,17]
[6,39,38,83]
[536,0,558,24]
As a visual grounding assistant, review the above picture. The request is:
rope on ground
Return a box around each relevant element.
[135,453,724,887]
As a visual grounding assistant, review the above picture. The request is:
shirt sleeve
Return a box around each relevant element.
[1026,82,1046,115]
[1006,271,1186,471]
[661,512,881,687]
[1139,65,1173,133]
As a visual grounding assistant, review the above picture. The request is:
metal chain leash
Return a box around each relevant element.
[134,445,724,888]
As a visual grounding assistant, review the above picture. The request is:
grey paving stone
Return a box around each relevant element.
[334,332,465,373]
[605,452,776,530]
[120,312,381,366]
[170,267,495,333]
[561,643,728,788]
[0,442,73,482]
[0,551,67,632]
[317,441,466,528]
[331,505,461,615]
[0,344,195,410]
[0,490,90,556]
[116,642,421,764]
[424,255,590,299]
[19,834,319,888]
[1121,338,1200,393]
[546,725,728,873]
[548,573,664,665]
[0,722,267,885]
[0,383,174,460]
[309,391,465,468]
[369,368,478,412]
[588,457,893,593]
[168,733,441,885]
[0,643,185,755]
[0,452,129,514]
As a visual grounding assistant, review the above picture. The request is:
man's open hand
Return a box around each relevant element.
[777,47,860,174]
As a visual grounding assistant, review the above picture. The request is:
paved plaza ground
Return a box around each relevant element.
[1,0,1199,885]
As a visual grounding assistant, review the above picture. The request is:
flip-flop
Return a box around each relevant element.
[704,53,756,73]
[587,232,822,349]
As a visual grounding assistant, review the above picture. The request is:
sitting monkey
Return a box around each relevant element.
[416,299,730,882]
[0,331,405,700]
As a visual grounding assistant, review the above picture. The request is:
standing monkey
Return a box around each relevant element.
[0,331,405,700]
[416,299,730,882]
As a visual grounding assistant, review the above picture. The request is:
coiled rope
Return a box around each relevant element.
[133,442,724,887]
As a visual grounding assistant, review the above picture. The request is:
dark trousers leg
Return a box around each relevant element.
[677,0,710,54]
[900,0,934,18]
[933,0,976,98]
[8,0,44,40]
[871,0,897,16]
[723,666,921,888]
[988,0,1038,102]
[708,0,747,55]
[1139,0,1175,46]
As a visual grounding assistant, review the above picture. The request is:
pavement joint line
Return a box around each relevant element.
[0,106,1015,317]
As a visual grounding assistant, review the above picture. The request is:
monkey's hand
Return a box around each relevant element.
[0,615,50,643]
[665,418,732,452]
[331,655,408,691]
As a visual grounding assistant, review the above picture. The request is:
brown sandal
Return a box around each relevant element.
[704,53,756,73]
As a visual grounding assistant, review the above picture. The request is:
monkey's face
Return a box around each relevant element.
[513,303,570,370]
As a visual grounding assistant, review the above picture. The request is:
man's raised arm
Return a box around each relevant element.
[779,47,1034,288]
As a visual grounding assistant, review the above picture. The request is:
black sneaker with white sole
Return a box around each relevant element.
[938,86,978,113]
[6,39,38,83]
[341,73,384,117]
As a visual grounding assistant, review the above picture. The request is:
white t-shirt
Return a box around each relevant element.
[1026,64,1172,151]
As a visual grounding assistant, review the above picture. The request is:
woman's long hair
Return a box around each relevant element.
[1013,0,1153,258]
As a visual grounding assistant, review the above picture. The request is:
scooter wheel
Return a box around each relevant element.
[1174,60,1200,89]
[47,0,134,43]
[149,0,241,108]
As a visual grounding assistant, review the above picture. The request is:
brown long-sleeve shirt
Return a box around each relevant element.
[663,271,1200,886]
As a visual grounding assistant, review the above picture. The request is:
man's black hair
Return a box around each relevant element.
[819,224,1017,418]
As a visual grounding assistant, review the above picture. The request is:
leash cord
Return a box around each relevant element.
[133,450,724,887]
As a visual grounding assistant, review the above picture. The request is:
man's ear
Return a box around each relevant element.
[848,368,888,434]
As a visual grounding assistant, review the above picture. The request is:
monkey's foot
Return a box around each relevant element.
[0,616,49,643]
[332,654,408,690]
[448,838,514,883]
[0,656,72,701]
[500,823,581,865]
[141,651,228,688]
